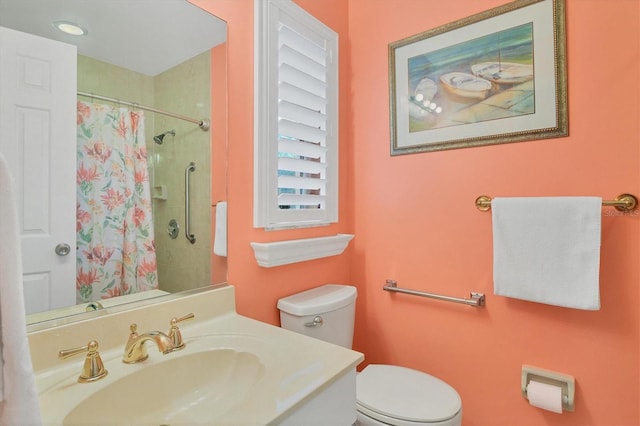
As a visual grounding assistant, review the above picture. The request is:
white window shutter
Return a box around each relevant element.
[254,0,338,229]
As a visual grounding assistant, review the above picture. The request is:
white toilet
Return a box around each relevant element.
[278,284,462,426]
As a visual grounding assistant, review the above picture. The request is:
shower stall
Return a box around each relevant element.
[77,51,213,301]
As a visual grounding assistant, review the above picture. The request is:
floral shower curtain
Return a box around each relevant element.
[76,101,158,303]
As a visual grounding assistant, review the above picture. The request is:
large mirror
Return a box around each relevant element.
[0,0,227,327]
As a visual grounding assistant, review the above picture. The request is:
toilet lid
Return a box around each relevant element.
[356,364,462,423]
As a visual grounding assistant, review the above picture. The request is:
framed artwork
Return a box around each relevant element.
[389,0,567,155]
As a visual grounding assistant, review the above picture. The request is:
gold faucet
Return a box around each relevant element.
[122,323,174,364]
[59,340,108,383]
[167,313,195,351]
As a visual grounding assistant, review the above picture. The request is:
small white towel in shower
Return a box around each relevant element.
[0,152,42,424]
[213,201,227,257]
[492,197,602,310]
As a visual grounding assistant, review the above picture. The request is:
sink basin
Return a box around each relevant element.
[62,348,265,425]
[32,290,363,426]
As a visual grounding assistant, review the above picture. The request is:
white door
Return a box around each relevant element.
[0,26,76,314]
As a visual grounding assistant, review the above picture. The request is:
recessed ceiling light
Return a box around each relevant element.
[53,20,88,36]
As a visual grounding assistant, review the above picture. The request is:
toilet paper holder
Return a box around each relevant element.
[521,365,575,412]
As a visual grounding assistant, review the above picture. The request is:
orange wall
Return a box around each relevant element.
[196,0,353,324]
[197,0,639,424]
[349,0,639,425]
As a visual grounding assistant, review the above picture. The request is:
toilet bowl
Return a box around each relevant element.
[277,284,462,426]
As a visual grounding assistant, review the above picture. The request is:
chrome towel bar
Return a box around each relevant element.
[383,280,485,307]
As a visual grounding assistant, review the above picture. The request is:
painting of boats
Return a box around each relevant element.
[471,62,533,84]
[439,72,492,100]
[389,0,567,154]
[404,22,535,132]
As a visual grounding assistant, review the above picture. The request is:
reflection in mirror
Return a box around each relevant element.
[0,0,227,326]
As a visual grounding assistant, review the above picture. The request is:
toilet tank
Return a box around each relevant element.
[277,284,357,349]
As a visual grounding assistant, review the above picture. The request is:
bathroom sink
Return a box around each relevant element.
[62,348,265,425]
[32,286,363,425]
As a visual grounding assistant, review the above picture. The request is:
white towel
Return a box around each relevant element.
[0,153,42,424]
[492,197,602,310]
[213,201,227,257]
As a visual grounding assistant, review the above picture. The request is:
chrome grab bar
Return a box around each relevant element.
[184,162,196,244]
[383,279,485,307]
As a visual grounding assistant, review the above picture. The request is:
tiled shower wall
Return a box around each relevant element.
[153,52,212,292]
[77,52,212,294]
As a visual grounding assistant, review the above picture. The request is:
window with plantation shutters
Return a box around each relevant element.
[254,0,338,230]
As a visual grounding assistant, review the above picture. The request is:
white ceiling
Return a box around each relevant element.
[0,0,227,76]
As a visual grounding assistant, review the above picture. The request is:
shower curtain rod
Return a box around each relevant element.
[77,91,210,131]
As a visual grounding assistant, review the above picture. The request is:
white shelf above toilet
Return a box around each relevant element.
[250,234,354,267]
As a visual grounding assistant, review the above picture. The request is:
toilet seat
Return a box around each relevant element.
[356,364,462,425]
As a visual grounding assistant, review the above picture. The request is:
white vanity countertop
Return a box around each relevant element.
[28,284,364,425]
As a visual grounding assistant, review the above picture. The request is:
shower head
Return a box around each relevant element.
[153,129,176,144]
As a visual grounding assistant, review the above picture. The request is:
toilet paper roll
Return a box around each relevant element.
[526,381,563,413]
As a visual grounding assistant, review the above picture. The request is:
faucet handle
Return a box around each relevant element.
[168,313,195,351]
[128,323,139,339]
[59,340,108,383]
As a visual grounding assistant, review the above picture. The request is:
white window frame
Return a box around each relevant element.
[253,0,339,230]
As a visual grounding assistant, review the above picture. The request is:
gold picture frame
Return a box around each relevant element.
[389,0,567,155]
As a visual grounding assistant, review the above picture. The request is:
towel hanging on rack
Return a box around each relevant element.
[213,201,227,257]
[491,197,602,310]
